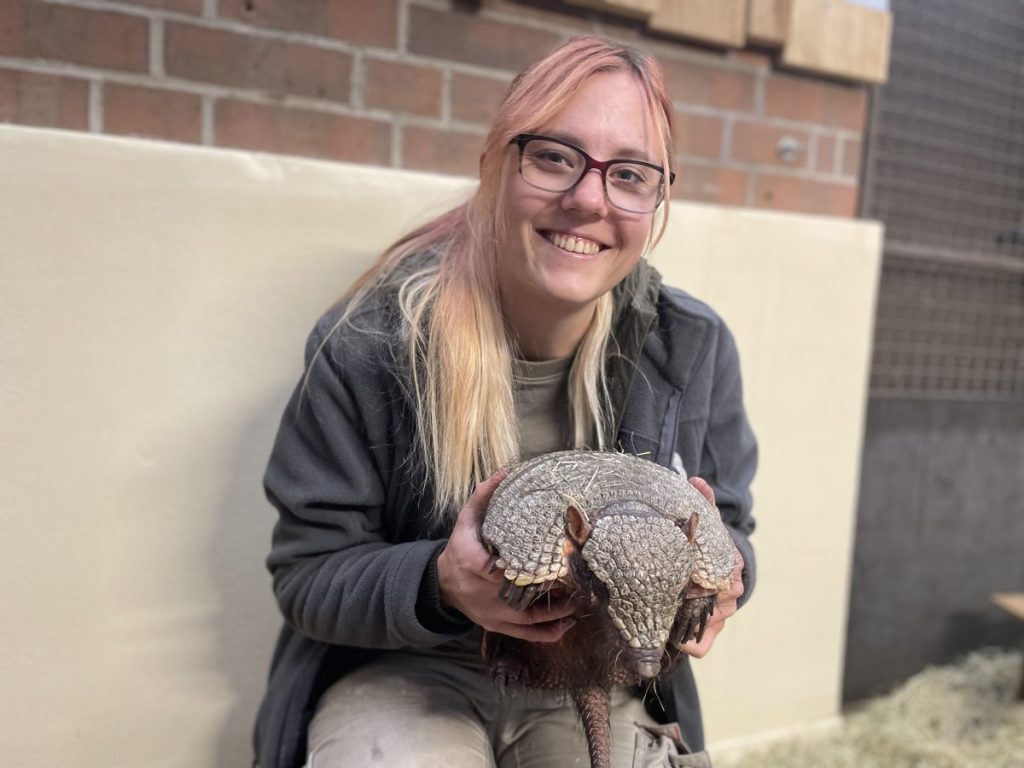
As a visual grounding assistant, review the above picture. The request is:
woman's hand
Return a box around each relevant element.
[437,469,577,643]
[678,476,745,659]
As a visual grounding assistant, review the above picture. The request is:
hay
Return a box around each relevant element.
[721,648,1024,768]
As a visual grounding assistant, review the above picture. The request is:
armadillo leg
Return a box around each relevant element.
[572,685,612,768]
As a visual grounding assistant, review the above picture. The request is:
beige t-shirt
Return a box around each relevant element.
[513,355,575,458]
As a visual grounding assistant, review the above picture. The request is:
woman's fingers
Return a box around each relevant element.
[687,476,716,505]
[459,468,509,528]
[439,465,582,639]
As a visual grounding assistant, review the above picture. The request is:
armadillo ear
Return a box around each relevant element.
[566,505,592,546]
[677,511,699,544]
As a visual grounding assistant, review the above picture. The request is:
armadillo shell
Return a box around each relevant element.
[482,450,736,592]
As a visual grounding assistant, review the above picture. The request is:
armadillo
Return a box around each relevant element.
[480,450,740,768]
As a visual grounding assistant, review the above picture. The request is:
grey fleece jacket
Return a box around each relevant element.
[253,261,757,768]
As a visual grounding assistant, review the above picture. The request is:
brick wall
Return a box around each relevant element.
[0,0,869,217]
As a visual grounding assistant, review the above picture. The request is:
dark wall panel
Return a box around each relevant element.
[843,398,1024,702]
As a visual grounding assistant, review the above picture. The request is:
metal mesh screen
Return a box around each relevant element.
[864,0,1024,398]
[871,256,1024,398]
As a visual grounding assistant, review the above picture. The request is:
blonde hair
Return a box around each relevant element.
[324,36,676,523]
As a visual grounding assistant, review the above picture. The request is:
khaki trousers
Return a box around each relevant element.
[307,647,712,768]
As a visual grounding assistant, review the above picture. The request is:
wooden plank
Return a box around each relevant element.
[991,592,1024,620]
[564,0,659,18]
[991,592,1024,700]
[748,0,791,45]
[782,0,892,83]
[648,0,748,48]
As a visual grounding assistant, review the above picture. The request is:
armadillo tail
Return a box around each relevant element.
[572,685,612,768]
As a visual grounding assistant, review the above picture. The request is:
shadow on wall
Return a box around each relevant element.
[207,392,293,767]
[941,610,1024,662]
[843,398,1024,702]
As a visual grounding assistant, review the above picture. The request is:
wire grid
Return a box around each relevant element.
[871,256,1024,398]
[864,0,1024,399]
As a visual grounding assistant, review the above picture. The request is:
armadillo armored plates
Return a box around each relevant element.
[480,450,740,768]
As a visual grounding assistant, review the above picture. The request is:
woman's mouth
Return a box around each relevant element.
[541,230,606,256]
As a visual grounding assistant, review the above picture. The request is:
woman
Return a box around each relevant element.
[254,35,757,768]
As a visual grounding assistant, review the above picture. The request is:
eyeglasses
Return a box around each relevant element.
[510,133,675,214]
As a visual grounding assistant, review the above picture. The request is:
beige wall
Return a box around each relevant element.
[0,125,881,766]
[651,205,881,756]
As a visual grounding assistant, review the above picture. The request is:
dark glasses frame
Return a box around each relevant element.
[509,133,676,213]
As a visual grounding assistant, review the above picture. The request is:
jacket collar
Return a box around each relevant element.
[604,260,661,445]
[604,259,714,446]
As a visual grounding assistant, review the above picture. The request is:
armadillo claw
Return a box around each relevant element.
[672,596,716,646]
[498,577,514,601]
[502,580,545,611]
[694,601,711,644]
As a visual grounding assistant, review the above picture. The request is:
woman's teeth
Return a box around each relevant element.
[546,231,602,255]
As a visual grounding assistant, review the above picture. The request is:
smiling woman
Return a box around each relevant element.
[253,35,757,768]
[497,70,667,360]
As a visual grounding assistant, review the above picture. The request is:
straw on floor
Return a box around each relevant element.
[722,648,1024,768]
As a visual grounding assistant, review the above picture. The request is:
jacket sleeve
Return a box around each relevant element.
[699,321,758,608]
[263,315,470,648]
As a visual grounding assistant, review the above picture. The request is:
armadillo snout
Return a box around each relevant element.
[627,653,662,680]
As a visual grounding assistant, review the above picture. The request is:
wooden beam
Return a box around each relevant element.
[782,0,892,83]
[991,593,1024,700]
[648,0,748,48]
[747,0,791,45]
[992,592,1024,620]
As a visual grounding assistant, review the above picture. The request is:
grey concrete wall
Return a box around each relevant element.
[843,397,1024,702]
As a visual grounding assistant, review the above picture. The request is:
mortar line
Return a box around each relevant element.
[201,94,215,145]
[149,17,165,78]
[88,79,103,132]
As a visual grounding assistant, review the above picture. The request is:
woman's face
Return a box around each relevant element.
[497,70,660,325]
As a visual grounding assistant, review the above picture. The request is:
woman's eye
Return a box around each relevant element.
[533,150,574,166]
[610,166,648,185]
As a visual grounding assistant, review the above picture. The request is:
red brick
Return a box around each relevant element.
[218,0,398,48]
[451,71,511,126]
[660,58,757,112]
[104,83,202,143]
[0,0,29,56]
[754,173,858,217]
[1,0,148,73]
[673,162,747,206]
[215,99,391,165]
[765,75,869,131]
[815,133,836,174]
[116,0,204,14]
[364,59,442,118]
[674,111,723,159]
[402,125,484,177]
[165,22,351,103]
[408,5,560,73]
[731,119,810,167]
[841,136,863,178]
[0,68,89,129]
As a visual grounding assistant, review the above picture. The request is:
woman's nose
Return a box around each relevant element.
[562,168,608,214]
